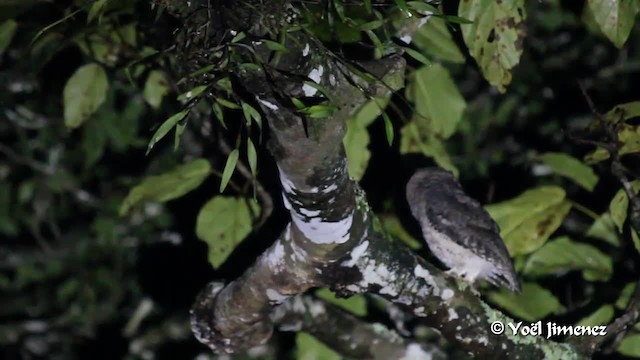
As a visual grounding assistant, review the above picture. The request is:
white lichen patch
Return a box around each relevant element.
[448,308,459,321]
[359,260,399,296]
[329,74,336,86]
[292,211,353,244]
[400,34,412,44]
[267,241,285,267]
[400,343,433,360]
[342,240,369,267]
[441,288,454,300]
[299,207,321,217]
[309,301,325,317]
[302,43,310,57]
[302,66,324,96]
[477,336,489,345]
[257,97,278,110]
[413,265,437,289]
[266,289,288,303]
[414,306,425,316]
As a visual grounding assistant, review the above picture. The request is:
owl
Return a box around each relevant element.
[406,167,521,293]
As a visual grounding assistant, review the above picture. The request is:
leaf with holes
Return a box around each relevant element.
[458,0,526,92]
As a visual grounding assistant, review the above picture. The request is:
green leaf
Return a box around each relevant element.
[216,97,240,109]
[357,20,385,31]
[247,139,257,178]
[412,14,465,63]
[615,283,636,309]
[296,332,341,360]
[403,47,432,66]
[587,0,639,48]
[0,19,17,56]
[143,70,170,109]
[458,0,526,92]
[576,304,614,327]
[382,112,393,146]
[315,288,367,316]
[343,97,390,180]
[522,236,613,281]
[263,39,289,53]
[633,229,640,255]
[146,109,189,154]
[379,214,422,249]
[87,0,108,23]
[174,122,186,151]
[119,159,211,215]
[537,152,599,191]
[196,196,256,268]
[586,213,621,246]
[177,85,208,101]
[241,102,262,128]
[400,121,458,177]
[407,64,466,139]
[609,181,640,232]
[63,63,109,128]
[605,101,640,122]
[618,334,640,357]
[220,149,239,192]
[488,282,565,322]
[485,186,571,256]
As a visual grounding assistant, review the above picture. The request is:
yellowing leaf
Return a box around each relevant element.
[488,282,565,322]
[537,152,599,191]
[522,236,613,281]
[407,64,466,139]
[458,0,526,92]
[143,70,170,109]
[587,0,639,48]
[63,63,109,128]
[485,186,570,256]
[119,159,210,215]
[196,196,256,268]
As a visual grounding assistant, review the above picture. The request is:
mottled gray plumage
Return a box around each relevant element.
[406,167,520,292]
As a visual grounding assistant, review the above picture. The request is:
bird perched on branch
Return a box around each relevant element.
[406,167,521,293]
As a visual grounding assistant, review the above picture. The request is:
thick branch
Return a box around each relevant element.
[272,296,446,360]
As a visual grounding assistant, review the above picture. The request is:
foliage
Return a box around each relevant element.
[1,0,640,358]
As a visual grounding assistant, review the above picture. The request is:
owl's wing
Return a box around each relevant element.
[413,181,519,290]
